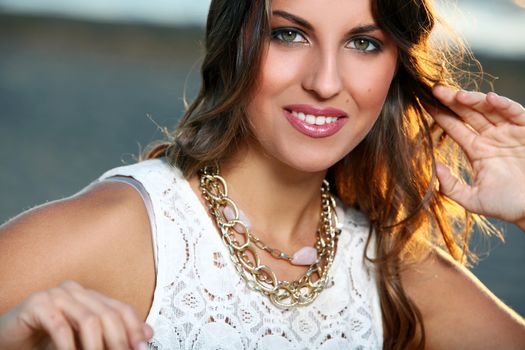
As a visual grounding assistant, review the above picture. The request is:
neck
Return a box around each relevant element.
[218,144,327,251]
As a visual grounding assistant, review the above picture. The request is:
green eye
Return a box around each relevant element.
[271,28,308,44]
[354,39,371,51]
[348,37,381,53]
[281,30,298,42]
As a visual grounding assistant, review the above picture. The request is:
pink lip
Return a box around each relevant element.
[283,104,348,138]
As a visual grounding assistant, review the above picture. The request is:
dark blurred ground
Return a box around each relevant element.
[0,14,524,315]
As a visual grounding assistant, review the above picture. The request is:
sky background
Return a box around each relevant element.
[0,0,524,57]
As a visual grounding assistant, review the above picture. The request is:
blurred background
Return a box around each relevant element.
[0,0,524,314]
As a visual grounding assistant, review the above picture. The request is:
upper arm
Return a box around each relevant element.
[0,181,155,319]
[401,248,525,349]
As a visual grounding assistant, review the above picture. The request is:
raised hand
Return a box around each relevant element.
[429,85,525,230]
[0,281,152,350]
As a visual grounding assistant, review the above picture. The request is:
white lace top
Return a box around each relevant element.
[99,158,383,349]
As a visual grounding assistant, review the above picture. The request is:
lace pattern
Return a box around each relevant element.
[99,159,383,349]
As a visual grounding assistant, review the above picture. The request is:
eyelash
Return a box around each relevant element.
[270,27,383,53]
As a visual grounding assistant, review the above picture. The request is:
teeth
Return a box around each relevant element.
[305,114,316,124]
[291,111,339,125]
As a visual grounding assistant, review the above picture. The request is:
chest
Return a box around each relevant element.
[145,207,381,349]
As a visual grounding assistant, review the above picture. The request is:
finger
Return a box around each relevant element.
[436,162,480,213]
[455,90,506,126]
[49,285,104,350]
[94,293,151,349]
[429,105,478,159]
[61,282,130,350]
[32,307,75,350]
[143,323,154,340]
[486,92,525,125]
[432,85,493,133]
[21,292,76,350]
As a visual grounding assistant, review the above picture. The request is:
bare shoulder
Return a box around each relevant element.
[0,180,155,319]
[401,247,525,349]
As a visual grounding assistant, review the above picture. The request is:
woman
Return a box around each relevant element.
[0,0,524,349]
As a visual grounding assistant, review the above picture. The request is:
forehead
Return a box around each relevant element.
[270,0,374,25]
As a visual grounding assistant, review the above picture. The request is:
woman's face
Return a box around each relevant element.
[244,0,398,173]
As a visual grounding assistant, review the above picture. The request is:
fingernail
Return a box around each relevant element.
[136,341,148,350]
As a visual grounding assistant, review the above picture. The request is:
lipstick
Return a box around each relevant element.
[283,104,348,138]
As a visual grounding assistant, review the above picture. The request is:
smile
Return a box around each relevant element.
[283,104,348,138]
[290,111,340,125]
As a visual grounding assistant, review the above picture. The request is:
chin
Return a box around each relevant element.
[281,153,344,174]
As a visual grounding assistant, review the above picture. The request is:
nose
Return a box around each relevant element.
[302,49,343,100]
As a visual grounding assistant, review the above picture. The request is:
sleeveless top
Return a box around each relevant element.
[99,158,384,349]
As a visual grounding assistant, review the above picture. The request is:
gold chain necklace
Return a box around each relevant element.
[199,166,341,308]
[222,195,319,265]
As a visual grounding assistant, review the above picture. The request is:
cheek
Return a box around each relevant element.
[339,55,397,145]
[247,48,307,130]
[342,56,397,113]
[258,47,306,97]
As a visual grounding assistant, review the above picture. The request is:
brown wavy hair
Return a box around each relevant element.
[146,0,492,348]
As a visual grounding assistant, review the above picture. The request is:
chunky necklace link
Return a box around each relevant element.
[199,166,341,308]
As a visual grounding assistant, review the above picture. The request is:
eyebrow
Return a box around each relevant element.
[272,10,380,35]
